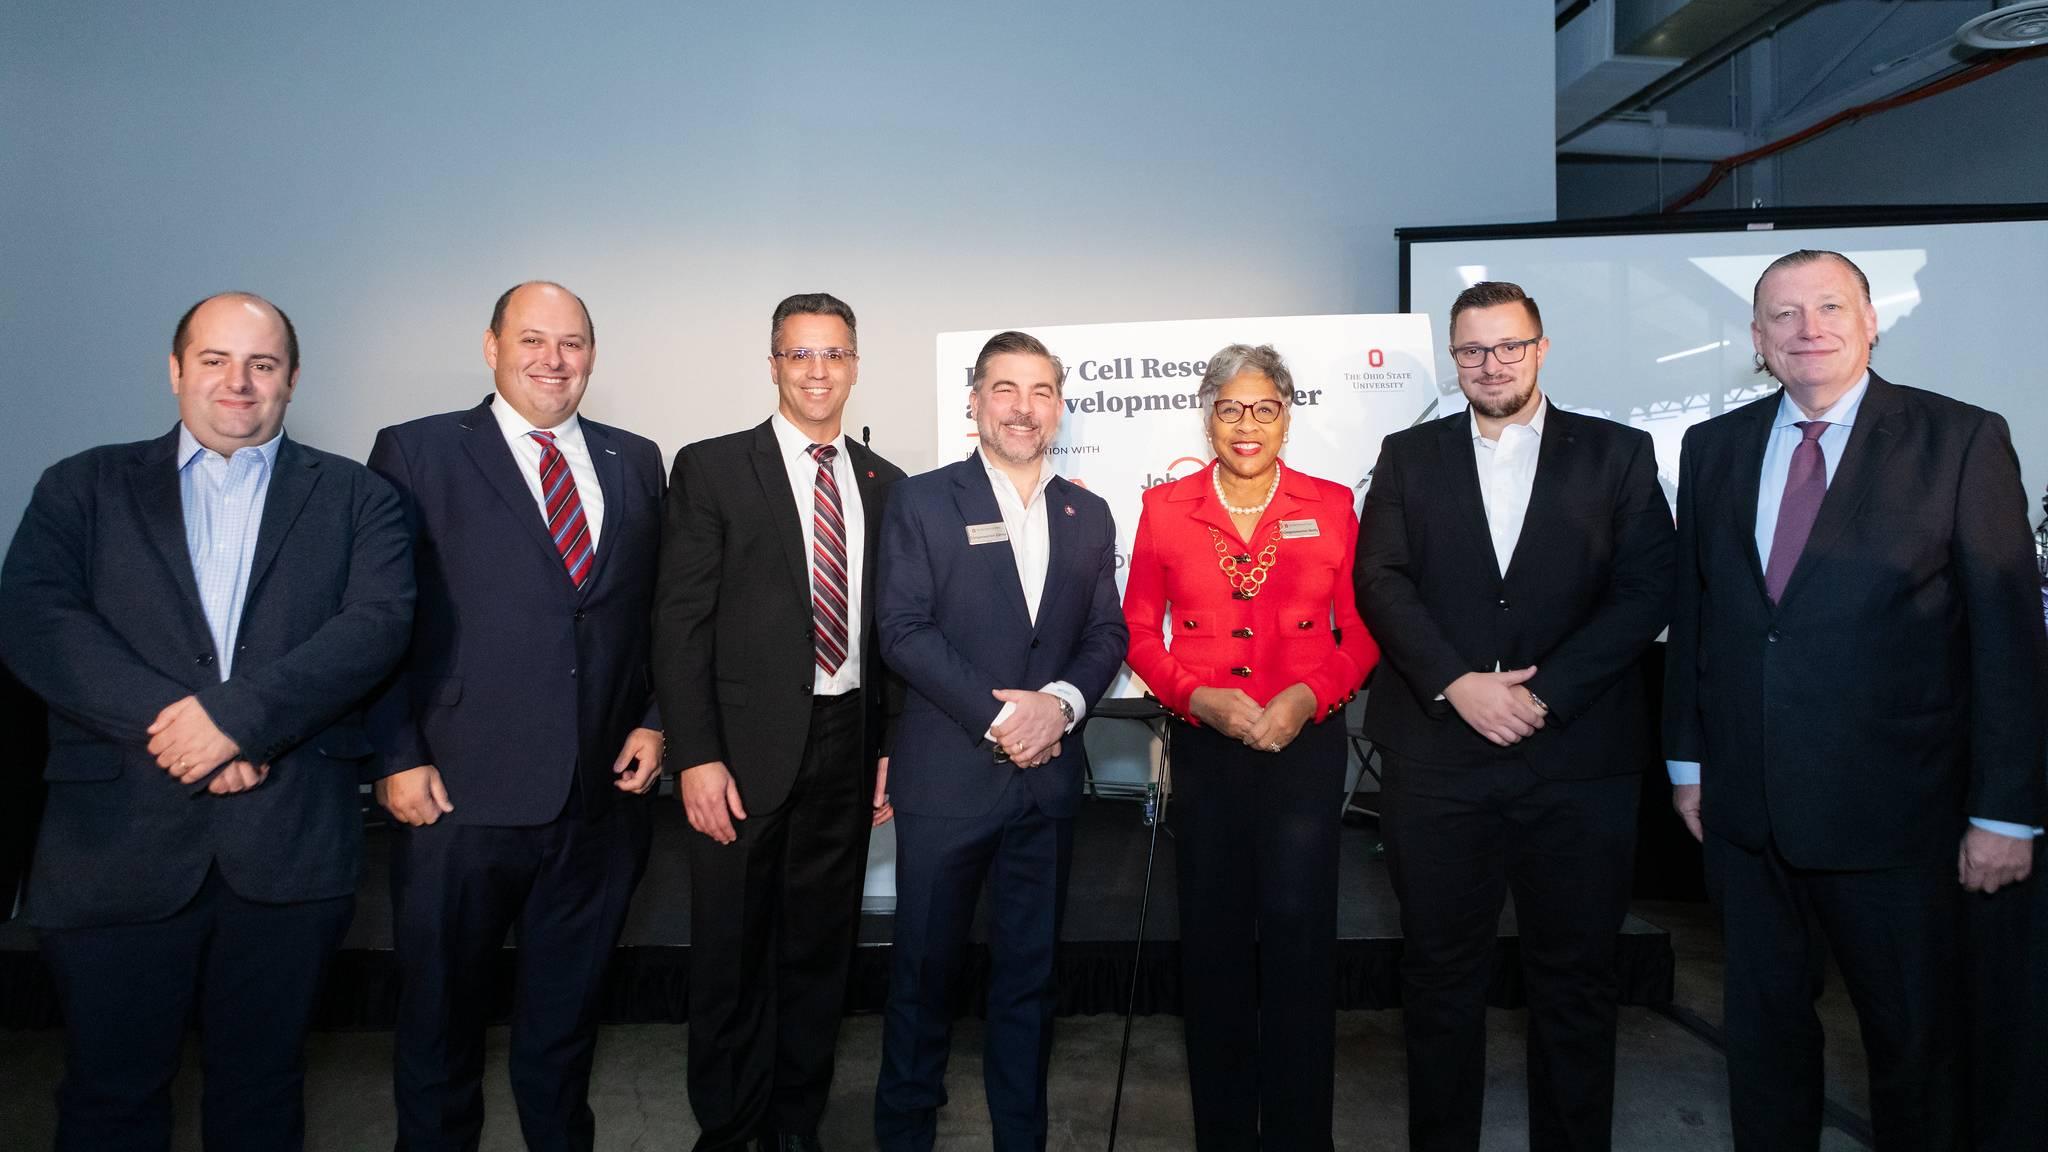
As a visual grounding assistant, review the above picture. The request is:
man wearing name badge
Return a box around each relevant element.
[871,331,1128,1152]
[0,292,414,1150]
[652,293,905,1152]
[1356,281,1674,1152]
[1663,249,2045,1150]
[366,281,667,1152]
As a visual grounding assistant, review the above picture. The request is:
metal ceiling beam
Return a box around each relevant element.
[1558,116,1751,159]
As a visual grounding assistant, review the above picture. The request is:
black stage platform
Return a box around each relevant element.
[0,796,1674,1030]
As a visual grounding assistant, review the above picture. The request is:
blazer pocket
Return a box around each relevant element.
[716,677,749,707]
[1168,611,1219,639]
[45,742,122,782]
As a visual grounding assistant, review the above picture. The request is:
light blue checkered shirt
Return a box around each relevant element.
[178,425,280,681]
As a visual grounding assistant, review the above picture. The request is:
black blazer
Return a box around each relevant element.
[0,428,415,929]
[1356,404,1674,777]
[877,454,1129,819]
[365,397,665,827]
[1663,374,2047,869]
[651,420,904,812]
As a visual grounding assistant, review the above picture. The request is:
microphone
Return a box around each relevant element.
[862,425,871,446]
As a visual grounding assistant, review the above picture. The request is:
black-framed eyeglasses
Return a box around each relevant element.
[1449,338,1540,368]
[1212,399,1285,424]
[773,347,858,365]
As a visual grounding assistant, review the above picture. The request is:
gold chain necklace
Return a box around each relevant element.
[1210,525,1281,599]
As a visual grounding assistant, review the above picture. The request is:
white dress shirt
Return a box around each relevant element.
[978,452,1084,737]
[1472,396,1548,576]
[178,425,281,679]
[771,412,866,696]
[1663,373,2038,839]
[490,393,605,551]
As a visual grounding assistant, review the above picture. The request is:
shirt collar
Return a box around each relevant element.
[178,423,283,471]
[1773,371,1869,431]
[978,449,1055,506]
[770,410,847,462]
[1469,394,1548,444]
[489,391,582,443]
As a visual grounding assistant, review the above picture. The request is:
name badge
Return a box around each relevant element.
[1278,518,1320,539]
[967,522,1010,546]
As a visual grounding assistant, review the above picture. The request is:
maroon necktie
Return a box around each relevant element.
[807,443,849,674]
[528,430,593,588]
[1763,420,1829,604]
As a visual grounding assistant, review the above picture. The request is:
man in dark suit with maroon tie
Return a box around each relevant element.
[367,281,667,1152]
[1664,249,2045,1150]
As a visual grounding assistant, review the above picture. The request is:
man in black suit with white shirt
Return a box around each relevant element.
[653,293,904,1152]
[1356,281,1674,1152]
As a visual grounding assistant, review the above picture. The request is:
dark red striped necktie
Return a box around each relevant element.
[528,430,593,588]
[807,442,849,675]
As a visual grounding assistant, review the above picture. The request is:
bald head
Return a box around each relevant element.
[173,292,298,374]
[490,281,595,345]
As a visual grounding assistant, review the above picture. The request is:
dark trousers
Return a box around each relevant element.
[686,690,870,1151]
[875,770,1074,1152]
[1964,843,2043,1152]
[1707,832,1962,1152]
[1171,716,1345,1152]
[389,784,649,1152]
[39,866,353,1152]
[1380,752,1637,1152]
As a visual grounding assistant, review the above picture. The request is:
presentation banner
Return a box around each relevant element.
[935,313,1443,696]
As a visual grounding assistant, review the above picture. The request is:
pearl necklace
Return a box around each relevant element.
[1213,459,1282,516]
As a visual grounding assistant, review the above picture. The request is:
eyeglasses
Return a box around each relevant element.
[1212,399,1285,424]
[1449,338,1540,368]
[773,347,858,365]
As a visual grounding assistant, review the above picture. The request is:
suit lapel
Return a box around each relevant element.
[1777,375,1902,607]
[1729,393,1776,602]
[1438,414,1504,589]
[848,440,887,619]
[1032,477,1080,636]
[133,429,209,633]
[952,457,1033,634]
[245,436,321,600]
[458,397,576,577]
[750,421,811,605]
[577,421,626,595]
[1501,409,1571,584]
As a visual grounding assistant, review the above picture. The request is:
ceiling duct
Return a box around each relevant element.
[1558,0,1825,141]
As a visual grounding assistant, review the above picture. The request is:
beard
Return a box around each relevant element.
[980,421,1049,467]
[1467,379,1537,421]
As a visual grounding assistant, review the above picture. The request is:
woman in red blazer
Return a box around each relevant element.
[1122,344,1378,1151]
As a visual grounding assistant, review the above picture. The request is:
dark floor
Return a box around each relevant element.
[0,897,1885,1151]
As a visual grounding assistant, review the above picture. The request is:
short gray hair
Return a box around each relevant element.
[1196,344,1293,413]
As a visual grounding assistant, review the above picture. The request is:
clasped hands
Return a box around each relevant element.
[1189,682,1316,753]
[1444,666,1546,747]
[146,694,266,794]
[989,689,1066,769]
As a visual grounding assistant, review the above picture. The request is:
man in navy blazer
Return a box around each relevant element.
[1,292,415,1151]
[872,331,1129,1152]
[366,282,666,1152]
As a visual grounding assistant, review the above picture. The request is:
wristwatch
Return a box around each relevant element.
[1055,696,1076,728]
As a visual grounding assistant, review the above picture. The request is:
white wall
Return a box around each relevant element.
[0,0,1555,529]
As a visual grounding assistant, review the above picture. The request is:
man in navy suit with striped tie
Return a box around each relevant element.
[367,281,667,1152]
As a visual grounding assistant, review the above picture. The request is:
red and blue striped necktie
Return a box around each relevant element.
[807,442,849,674]
[529,429,593,588]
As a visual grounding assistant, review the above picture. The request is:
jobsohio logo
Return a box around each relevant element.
[1141,456,1209,490]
